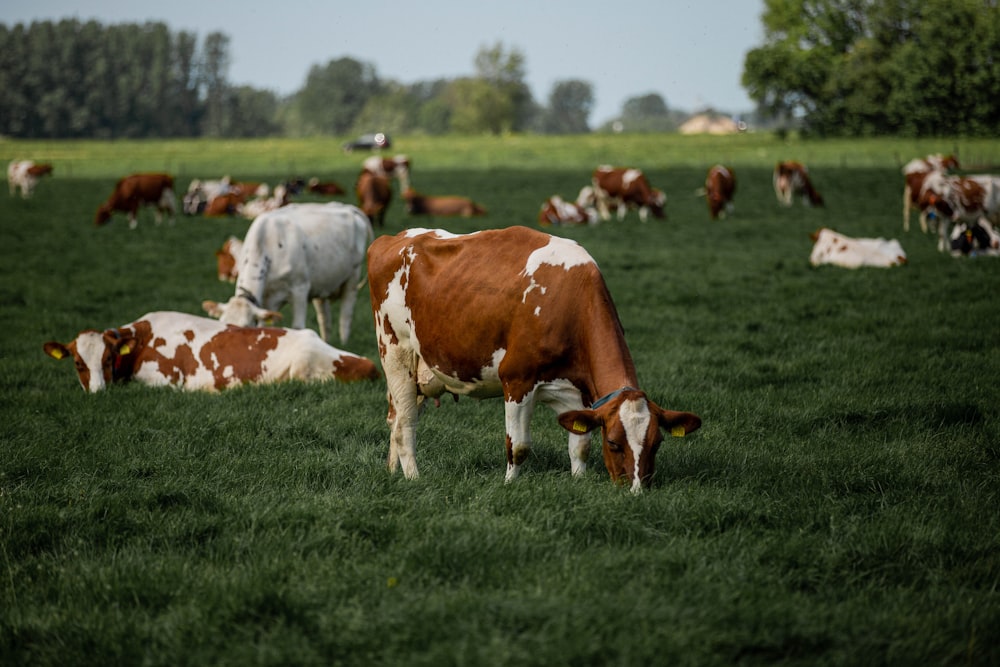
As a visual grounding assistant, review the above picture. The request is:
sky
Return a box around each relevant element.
[2,0,766,125]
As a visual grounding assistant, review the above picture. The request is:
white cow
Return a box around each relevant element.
[809,228,907,269]
[203,202,373,344]
[8,160,53,198]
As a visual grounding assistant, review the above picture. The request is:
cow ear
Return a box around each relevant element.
[43,341,70,360]
[202,300,224,318]
[654,407,702,438]
[557,410,601,435]
[255,308,283,325]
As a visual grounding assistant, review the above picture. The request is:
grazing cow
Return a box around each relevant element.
[215,236,244,282]
[702,164,736,219]
[307,177,346,196]
[402,188,487,217]
[362,154,411,191]
[590,166,666,222]
[809,228,907,269]
[7,160,54,198]
[773,161,824,207]
[949,220,1000,256]
[918,171,1000,251]
[538,195,597,226]
[355,170,392,226]
[95,173,176,229]
[202,202,373,344]
[367,226,702,492]
[44,311,378,393]
[902,153,960,232]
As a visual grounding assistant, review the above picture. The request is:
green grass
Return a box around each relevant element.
[1,134,999,666]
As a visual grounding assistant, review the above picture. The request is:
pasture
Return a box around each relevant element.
[2,134,999,666]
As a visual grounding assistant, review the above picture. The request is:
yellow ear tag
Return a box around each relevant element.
[50,349,64,360]
[671,425,686,438]
[572,420,588,433]
[119,344,131,355]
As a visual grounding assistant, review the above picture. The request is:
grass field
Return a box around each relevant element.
[2,134,999,666]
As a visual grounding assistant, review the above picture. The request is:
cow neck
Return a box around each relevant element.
[579,305,640,404]
[237,287,261,307]
[107,329,136,382]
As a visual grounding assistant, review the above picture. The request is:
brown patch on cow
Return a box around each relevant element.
[332,355,380,381]
[198,327,284,389]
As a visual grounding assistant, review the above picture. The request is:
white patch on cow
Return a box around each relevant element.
[622,169,642,187]
[75,331,109,392]
[534,306,541,316]
[522,237,594,276]
[619,398,651,494]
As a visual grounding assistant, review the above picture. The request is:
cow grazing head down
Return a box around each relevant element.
[202,292,282,327]
[367,226,701,492]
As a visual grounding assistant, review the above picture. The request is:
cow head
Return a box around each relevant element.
[94,204,113,226]
[202,296,282,327]
[647,189,667,219]
[557,388,701,493]
[44,329,137,392]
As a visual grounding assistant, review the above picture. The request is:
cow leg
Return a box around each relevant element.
[503,392,536,482]
[903,185,912,231]
[383,344,420,479]
[337,277,360,344]
[536,383,590,477]
[289,285,310,331]
[312,297,332,342]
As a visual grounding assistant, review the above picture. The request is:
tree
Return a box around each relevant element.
[448,42,534,134]
[295,57,382,135]
[619,93,674,132]
[200,31,231,136]
[540,79,593,134]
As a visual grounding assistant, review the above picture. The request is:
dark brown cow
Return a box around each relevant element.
[368,226,701,492]
[355,170,392,226]
[590,166,666,222]
[773,161,823,207]
[703,164,736,219]
[44,311,378,392]
[402,188,487,217]
[95,173,176,228]
[902,153,960,232]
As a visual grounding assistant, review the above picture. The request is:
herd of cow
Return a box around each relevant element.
[9,148,998,491]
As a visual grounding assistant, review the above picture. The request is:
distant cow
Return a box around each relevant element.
[183,177,231,215]
[367,226,702,492]
[95,173,176,228]
[590,166,666,222]
[918,171,1000,251]
[950,220,1000,256]
[240,184,290,220]
[362,154,411,191]
[809,228,907,269]
[215,236,244,282]
[355,170,392,226]
[538,195,597,226]
[773,161,823,207]
[203,202,373,344]
[7,160,53,198]
[902,153,960,232]
[702,164,736,219]
[44,311,378,393]
[307,177,346,196]
[203,192,246,217]
[402,188,487,217]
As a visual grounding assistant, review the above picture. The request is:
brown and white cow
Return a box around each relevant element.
[809,228,907,269]
[367,226,702,492]
[307,177,346,196]
[203,202,373,344]
[949,220,1000,256]
[95,173,177,229]
[918,171,1000,252]
[215,236,244,282]
[44,311,378,392]
[589,166,666,222]
[773,161,824,207]
[355,170,392,226]
[7,160,54,198]
[703,164,736,219]
[240,184,290,220]
[538,195,597,226]
[902,153,960,232]
[401,188,487,217]
[362,154,411,192]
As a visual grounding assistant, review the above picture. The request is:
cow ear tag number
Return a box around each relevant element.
[572,420,588,433]
[671,425,686,437]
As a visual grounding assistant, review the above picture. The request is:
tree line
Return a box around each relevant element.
[0,19,634,139]
[742,0,1000,137]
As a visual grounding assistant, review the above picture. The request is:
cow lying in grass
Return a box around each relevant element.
[402,188,486,217]
[809,228,906,269]
[44,311,378,392]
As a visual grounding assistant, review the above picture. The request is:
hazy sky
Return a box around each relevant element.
[2,0,766,124]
